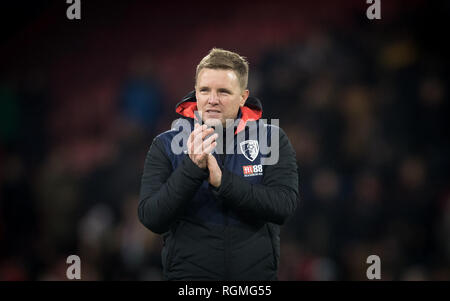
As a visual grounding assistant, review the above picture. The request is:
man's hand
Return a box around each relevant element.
[207,154,222,188]
[187,123,218,169]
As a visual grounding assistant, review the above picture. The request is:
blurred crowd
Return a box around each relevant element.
[263,30,450,280]
[0,0,449,280]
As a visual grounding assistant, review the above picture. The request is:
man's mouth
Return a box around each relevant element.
[205,109,221,115]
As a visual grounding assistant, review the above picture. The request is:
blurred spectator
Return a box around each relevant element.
[119,56,165,132]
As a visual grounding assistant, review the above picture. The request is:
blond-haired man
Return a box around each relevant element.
[139,48,299,280]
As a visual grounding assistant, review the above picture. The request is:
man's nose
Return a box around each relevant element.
[208,93,219,104]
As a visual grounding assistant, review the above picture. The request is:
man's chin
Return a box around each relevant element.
[204,118,223,128]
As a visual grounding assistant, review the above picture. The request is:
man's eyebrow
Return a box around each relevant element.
[198,86,210,91]
[217,88,232,94]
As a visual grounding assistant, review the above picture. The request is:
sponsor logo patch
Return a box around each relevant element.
[242,164,263,177]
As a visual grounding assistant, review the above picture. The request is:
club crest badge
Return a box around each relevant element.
[240,140,259,162]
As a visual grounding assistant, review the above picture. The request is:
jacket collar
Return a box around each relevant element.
[175,90,263,135]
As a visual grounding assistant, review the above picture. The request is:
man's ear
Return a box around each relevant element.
[240,89,249,106]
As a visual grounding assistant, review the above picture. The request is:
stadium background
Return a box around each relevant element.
[0,0,449,280]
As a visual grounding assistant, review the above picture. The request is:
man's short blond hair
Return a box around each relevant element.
[195,48,249,91]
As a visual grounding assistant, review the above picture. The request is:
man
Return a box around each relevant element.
[138,48,299,280]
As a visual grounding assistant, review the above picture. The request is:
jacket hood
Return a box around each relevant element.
[174,90,263,134]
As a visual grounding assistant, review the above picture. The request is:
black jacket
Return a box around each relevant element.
[138,91,299,280]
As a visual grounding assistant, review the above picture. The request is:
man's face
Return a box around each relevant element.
[196,68,249,127]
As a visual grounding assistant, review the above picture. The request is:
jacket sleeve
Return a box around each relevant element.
[212,127,299,225]
[138,136,209,234]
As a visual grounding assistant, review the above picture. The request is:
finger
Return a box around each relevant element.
[189,123,203,141]
[201,127,215,140]
[187,137,194,154]
[193,125,208,154]
[188,123,199,148]
[203,133,218,149]
[193,135,203,154]
[192,123,206,140]
[188,126,198,154]
[194,132,217,155]
[189,124,208,155]
[203,140,217,154]
[192,126,211,144]
[202,134,218,154]
[192,123,206,137]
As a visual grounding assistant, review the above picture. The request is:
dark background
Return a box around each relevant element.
[0,0,449,280]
